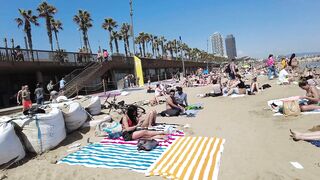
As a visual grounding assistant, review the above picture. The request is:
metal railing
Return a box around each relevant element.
[0,47,97,65]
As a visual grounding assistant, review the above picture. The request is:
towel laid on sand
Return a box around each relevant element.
[57,143,166,173]
[58,131,185,173]
[146,136,225,180]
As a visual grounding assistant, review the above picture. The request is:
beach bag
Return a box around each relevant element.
[137,139,158,151]
[95,119,122,138]
[0,122,26,166]
[283,100,301,116]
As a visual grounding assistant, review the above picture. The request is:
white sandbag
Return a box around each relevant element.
[56,96,68,103]
[61,102,88,133]
[82,115,111,128]
[19,108,66,154]
[0,122,25,165]
[87,96,101,115]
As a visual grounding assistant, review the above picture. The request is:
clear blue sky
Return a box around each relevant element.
[0,0,319,58]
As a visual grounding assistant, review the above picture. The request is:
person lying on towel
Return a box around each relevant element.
[160,89,185,117]
[121,105,167,141]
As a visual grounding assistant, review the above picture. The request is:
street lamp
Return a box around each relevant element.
[129,0,136,56]
[179,36,185,77]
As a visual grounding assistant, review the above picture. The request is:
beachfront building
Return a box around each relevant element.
[0,47,213,109]
[211,32,224,57]
[225,34,237,59]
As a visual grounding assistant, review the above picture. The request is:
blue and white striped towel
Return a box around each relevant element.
[58,143,167,173]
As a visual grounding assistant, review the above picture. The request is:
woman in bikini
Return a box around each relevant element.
[121,105,167,141]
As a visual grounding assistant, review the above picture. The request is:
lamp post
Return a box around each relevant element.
[130,0,136,56]
[179,36,185,77]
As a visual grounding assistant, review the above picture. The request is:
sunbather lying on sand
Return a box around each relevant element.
[121,105,167,141]
[290,129,320,141]
[298,80,320,111]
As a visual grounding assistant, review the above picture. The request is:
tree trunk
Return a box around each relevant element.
[139,43,142,57]
[108,31,113,54]
[161,43,165,58]
[126,37,130,56]
[170,49,174,59]
[142,41,146,57]
[82,30,87,50]
[27,31,34,61]
[54,31,60,51]
[123,39,128,56]
[115,38,119,54]
[46,16,53,51]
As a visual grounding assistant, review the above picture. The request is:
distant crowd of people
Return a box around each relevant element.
[16,77,67,112]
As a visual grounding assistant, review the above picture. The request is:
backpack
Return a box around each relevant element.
[137,139,158,151]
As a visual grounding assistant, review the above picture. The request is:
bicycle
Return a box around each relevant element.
[102,93,145,115]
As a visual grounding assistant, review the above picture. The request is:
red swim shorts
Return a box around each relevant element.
[23,100,32,109]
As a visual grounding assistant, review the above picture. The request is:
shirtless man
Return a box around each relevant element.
[161,89,184,116]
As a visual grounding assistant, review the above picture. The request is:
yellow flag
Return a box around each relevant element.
[133,56,144,87]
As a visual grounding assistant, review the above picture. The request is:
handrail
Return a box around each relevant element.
[64,62,101,87]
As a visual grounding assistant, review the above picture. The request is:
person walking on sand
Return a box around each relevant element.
[266,54,278,80]
[47,80,54,93]
[16,85,24,105]
[34,83,44,106]
[22,85,32,111]
[59,78,66,90]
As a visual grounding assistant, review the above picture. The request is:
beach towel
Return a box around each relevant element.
[58,131,185,173]
[146,136,225,180]
[57,143,166,173]
[229,94,245,98]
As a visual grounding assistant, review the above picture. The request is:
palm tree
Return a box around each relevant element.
[144,33,151,55]
[138,32,147,57]
[159,36,166,58]
[51,19,63,51]
[120,23,131,56]
[166,40,175,59]
[102,18,117,54]
[111,31,121,54]
[15,9,39,61]
[73,10,93,52]
[135,36,143,56]
[37,2,57,51]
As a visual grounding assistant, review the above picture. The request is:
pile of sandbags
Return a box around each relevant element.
[0,122,25,166]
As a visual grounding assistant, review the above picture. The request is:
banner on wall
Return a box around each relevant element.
[133,56,145,87]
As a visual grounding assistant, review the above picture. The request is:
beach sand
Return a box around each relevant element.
[3,77,320,180]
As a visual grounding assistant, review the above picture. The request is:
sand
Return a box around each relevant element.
[2,77,320,180]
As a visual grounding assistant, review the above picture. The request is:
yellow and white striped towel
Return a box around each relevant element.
[146,136,225,180]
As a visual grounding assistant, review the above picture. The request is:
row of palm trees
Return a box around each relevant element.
[15,2,219,62]
[15,2,62,60]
